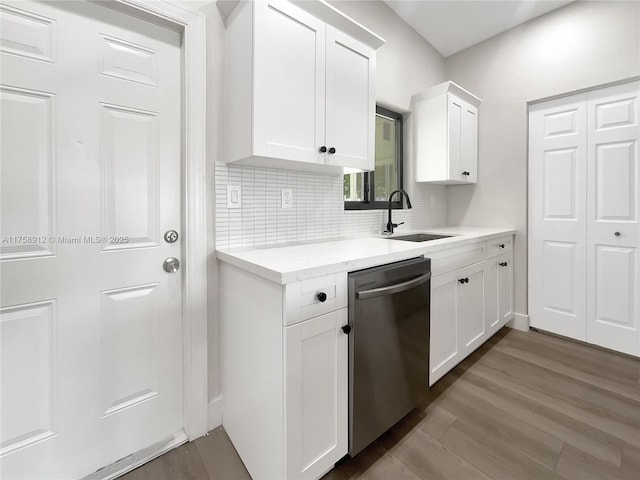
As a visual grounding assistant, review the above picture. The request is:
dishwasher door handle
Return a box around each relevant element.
[356,272,431,300]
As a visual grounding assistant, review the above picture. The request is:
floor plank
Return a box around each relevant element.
[119,328,640,480]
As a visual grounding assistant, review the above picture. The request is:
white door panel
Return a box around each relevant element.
[429,271,458,386]
[0,1,183,478]
[586,81,639,355]
[529,93,587,340]
[253,0,325,164]
[325,26,374,170]
[458,262,485,354]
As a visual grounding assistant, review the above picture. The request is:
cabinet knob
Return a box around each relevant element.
[462,171,470,176]
[499,243,505,248]
[500,262,508,267]
[458,278,469,284]
[342,325,352,334]
[316,291,327,303]
[614,231,621,237]
[319,146,327,153]
[328,147,336,154]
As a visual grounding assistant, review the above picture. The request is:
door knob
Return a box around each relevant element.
[328,147,336,154]
[319,146,327,153]
[342,325,351,334]
[316,291,327,302]
[163,257,180,273]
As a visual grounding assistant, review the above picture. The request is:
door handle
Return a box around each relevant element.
[163,257,180,273]
[356,272,431,300]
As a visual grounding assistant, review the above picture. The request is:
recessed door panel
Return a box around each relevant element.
[543,108,579,137]
[595,141,636,221]
[0,86,55,259]
[543,148,577,219]
[101,284,160,417]
[0,4,54,63]
[594,97,637,130]
[0,301,56,455]
[101,103,159,250]
[99,34,158,87]
[594,246,635,328]
[542,241,578,315]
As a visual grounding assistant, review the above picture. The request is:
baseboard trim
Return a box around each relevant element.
[208,395,222,429]
[506,313,530,332]
[82,430,188,480]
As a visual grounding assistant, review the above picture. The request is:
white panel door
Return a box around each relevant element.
[586,81,640,356]
[460,102,478,183]
[429,271,459,386]
[285,309,348,480]
[325,26,375,171]
[529,94,588,340]
[253,0,325,164]
[0,1,183,478]
[457,261,486,355]
[498,253,514,326]
[447,95,463,182]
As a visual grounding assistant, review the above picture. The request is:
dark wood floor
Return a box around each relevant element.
[121,328,640,480]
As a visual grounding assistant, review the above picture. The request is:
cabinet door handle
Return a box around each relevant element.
[458,278,465,284]
[462,171,470,176]
[614,231,621,237]
[328,147,336,154]
[499,262,508,267]
[316,291,327,303]
[499,243,505,248]
[458,277,469,284]
[319,146,327,153]
[342,325,352,334]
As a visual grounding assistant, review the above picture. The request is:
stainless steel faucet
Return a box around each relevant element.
[384,189,412,234]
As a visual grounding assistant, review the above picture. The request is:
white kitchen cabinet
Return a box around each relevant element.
[457,261,486,356]
[220,263,348,480]
[285,310,347,480]
[413,81,481,184]
[485,252,514,338]
[222,0,382,174]
[429,235,515,386]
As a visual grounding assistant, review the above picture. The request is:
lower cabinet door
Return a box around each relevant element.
[429,270,459,386]
[285,309,348,480]
[457,261,486,356]
[484,256,501,336]
[498,253,514,326]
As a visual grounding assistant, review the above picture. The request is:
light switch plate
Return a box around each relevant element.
[281,188,293,208]
[227,185,241,208]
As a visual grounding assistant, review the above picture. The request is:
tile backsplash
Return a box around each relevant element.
[214,162,447,249]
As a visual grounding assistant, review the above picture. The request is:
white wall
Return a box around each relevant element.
[205,0,447,423]
[444,0,640,320]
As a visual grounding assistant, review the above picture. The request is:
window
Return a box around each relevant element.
[344,106,404,210]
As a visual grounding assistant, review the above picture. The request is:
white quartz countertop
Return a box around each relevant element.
[216,226,516,284]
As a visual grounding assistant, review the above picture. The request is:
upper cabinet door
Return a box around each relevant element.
[460,100,478,183]
[325,26,375,171]
[253,0,326,165]
[412,81,481,185]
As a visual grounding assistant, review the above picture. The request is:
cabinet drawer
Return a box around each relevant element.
[430,241,486,277]
[486,235,513,257]
[284,272,348,326]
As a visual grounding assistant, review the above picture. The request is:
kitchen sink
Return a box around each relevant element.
[388,233,453,242]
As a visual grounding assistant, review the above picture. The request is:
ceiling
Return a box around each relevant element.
[383,1,574,57]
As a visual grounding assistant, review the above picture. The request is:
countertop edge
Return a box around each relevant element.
[216,228,517,284]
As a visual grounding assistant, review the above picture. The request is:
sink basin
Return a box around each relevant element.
[388,233,453,242]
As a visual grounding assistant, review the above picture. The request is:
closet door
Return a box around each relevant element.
[529,94,588,340]
[586,81,640,356]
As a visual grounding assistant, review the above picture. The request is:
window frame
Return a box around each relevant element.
[344,105,405,210]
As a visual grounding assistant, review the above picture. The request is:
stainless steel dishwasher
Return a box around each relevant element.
[347,256,430,456]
